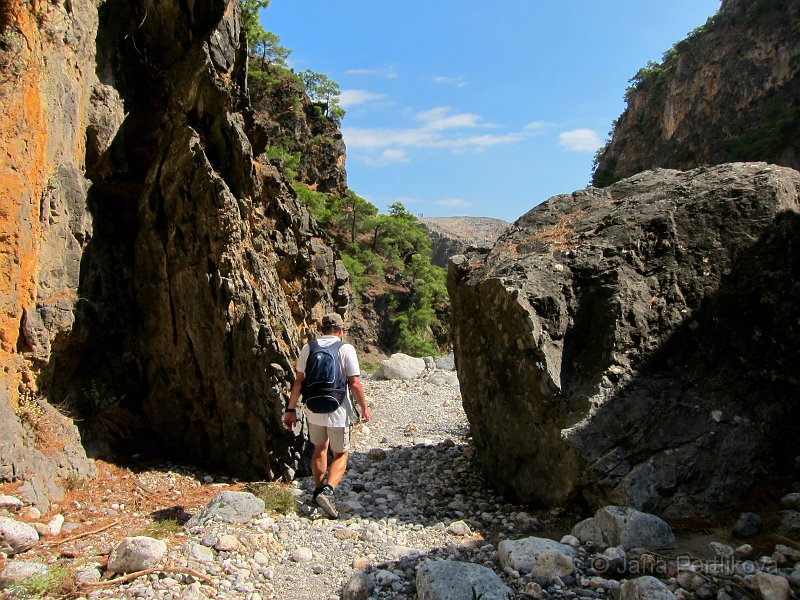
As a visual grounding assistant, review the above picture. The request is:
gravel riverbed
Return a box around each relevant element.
[82,377,563,599]
[3,375,799,600]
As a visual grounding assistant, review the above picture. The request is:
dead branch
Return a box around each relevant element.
[80,566,214,588]
[42,520,119,546]
[134,478,158,496]
[766,533,800,551]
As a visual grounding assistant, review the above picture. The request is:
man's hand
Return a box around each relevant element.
[348,375,371,424]
[283,411,297,431]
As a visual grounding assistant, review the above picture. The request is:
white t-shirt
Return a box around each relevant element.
[297,335,360,427]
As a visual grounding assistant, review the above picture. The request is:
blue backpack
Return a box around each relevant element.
[301,340,347,413]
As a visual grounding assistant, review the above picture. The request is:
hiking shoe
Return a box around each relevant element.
[315,486,338,518]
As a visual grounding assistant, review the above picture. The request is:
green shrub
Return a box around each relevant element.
[624,46,679,105]
[289,190,451,355]
[291,182,333,225]
[726,94,800,162]
[686,14,719,40]
[265,144,300,181]
[81,381,138,445]
[9,567,72,598]
[242,482,296,514]
[394,309,440,357]
[359,361,381,375]
[249,68,281,97]
[137,518,183,538]
[395,325,439,357]
[248,66,304,118]
[341,246,385,298]
[340,252,367,299]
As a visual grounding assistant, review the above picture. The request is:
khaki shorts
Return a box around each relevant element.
[308,424,351,454]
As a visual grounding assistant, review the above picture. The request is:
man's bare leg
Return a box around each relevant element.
[326,451,349,489]
[311,440,330,489]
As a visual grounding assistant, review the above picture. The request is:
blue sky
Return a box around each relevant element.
[261,1,722,222]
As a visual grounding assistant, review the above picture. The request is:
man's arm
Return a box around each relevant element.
[348,375,371,423]
[283,371,305,431]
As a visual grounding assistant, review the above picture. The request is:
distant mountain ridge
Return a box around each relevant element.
[418,216,510,267]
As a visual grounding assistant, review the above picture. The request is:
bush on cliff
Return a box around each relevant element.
[293,184,448,355]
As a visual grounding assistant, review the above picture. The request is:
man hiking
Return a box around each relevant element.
[283,313,371,518]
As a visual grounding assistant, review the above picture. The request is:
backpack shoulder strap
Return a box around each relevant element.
[329,341,347,387]
[329,340,345,374]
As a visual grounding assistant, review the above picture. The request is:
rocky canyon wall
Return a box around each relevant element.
[0,0,350,507]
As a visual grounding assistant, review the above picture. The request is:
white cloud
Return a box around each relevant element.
[415,106,482,130]
[364,149,409,166]
[346,66,398,79]
[432,75,467,88]
[344,106,537,164]
[339,89,386,108]
[435,133,525,149]
[524,120,552,132]
[343,127,437,150]
[559,129,603,152]
[343,127,522,152]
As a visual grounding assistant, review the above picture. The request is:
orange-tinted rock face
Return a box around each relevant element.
[1,6,51,387]
[1,0,352,503]
[0,1,98,503]
[1,0,97,386]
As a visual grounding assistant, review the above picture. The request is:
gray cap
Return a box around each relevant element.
[321,313,344,329]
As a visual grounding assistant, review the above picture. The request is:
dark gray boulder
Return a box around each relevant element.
[184,491,265,528]
[416,559,513,600]
[732,512,763,539]
[448,163,800,517]
[571,506,675,550]
[619,576,676,600]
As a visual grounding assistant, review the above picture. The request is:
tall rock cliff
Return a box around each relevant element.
[0,0,350,506]
[448,163,800,517]
[247,71,347,195]
[593,0,800,186]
